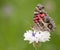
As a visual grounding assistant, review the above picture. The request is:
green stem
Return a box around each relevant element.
[35,47,39,50]
[33,42,40,50]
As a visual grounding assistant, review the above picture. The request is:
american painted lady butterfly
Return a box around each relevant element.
[33,4,56,32]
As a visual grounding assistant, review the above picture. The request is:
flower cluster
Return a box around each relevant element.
[24,30,50,44]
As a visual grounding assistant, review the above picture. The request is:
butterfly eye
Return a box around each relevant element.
[46,19,50,23]
[47,23,53,30]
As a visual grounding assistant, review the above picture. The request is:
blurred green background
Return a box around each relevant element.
[0,0,60,50]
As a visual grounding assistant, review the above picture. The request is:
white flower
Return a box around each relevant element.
[36,31,50,42]
[24,30,50,44]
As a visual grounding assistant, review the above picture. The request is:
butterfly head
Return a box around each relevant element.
[37,4,44,10]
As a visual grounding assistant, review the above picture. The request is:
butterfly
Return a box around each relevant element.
[32,4,56,32]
